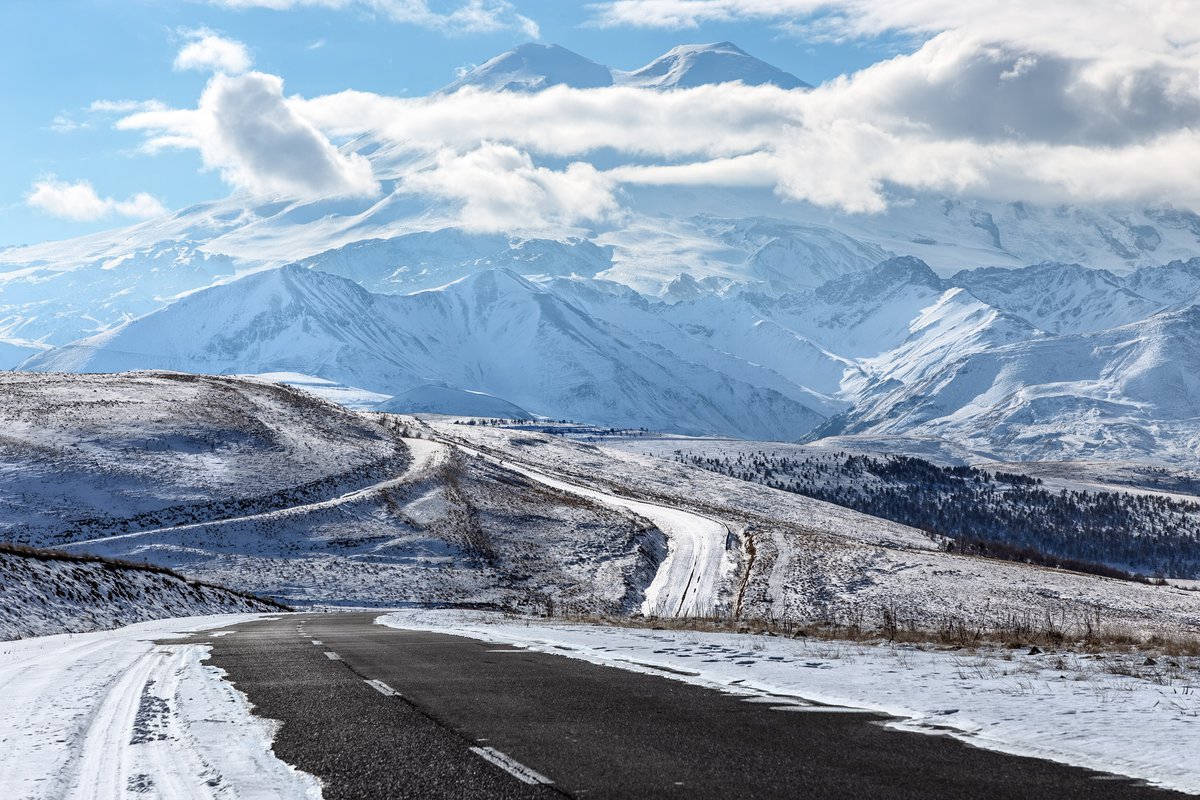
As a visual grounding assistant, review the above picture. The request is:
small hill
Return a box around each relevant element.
[0,544,285,640]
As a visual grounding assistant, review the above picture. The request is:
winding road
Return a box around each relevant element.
[448,440,732,617]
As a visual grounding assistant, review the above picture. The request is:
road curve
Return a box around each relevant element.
[448,441,731,617]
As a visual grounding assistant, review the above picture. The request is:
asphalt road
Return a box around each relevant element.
[198,613,1184,799]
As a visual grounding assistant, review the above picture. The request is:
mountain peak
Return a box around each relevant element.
[870,256,943,288]
[443,43,613,93]
[616,41,810,90]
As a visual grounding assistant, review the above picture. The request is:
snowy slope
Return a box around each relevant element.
[0,240,240,346]
[1124,257,1200,306]
[614,42,810,89]
[0,546,282,639]
[0,336,49,369]
[430,421,1200,635]
[375,384,533,419]
[298,228,612,294]
[0,373,664,611]
[0,371,409,545]
[825,306,1200,463]
[951,262,1163,334]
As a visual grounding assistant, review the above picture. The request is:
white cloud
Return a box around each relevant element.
[401,143,620,230]
[89,99,169,114]
[174,28,253,74]
[26,178,168,221]
[118,71,379,200]
[48,113,87,133]
[109,1,1200,226]
[208,0,539,37]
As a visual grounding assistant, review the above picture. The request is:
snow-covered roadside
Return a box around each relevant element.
[0,614,322,800]
[380,610,1200,796]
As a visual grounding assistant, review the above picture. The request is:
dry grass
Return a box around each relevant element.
[0,542,292,611]
[541,605,1200,657]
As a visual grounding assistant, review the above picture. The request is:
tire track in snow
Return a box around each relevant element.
[1,619,322,800]
[449,441,732,618]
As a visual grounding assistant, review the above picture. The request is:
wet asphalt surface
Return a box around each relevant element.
[197,613,1185,799]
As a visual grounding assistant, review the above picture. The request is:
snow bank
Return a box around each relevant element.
[0,615,321,799]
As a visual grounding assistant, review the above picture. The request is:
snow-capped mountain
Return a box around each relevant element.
[820,305,1200,462]
[23,265,827,440]
[445,41,808,94]
[950,262,1162,335]
[614,42,810,89]
[298,229,613,294]
[7,40,1200,464]
[443,43,614,92]
[23,246,1200,462]
[0,240,239,346]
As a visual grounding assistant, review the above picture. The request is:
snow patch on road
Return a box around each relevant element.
[380,609,1200,796]
[0,615,322,800]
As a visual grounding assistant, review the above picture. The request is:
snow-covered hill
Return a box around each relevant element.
[0,545,282,639]
[0,371,409,545]
[6,371,1196,638]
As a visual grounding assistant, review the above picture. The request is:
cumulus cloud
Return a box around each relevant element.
[401,143,620,230]
[118,71,379,200]
[592,1,1200,144]
[26,178,168,221]
[109,1,1200,225]
[208,0,539,37]
[174,28,253,74]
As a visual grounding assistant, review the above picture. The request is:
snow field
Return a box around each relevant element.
[0,615,321,800]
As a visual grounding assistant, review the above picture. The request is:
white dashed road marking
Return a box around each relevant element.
[469,747,554,785]
[364,679,399,697]
[324,652,341,661]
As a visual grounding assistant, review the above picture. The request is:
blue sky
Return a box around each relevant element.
[1,0,909,248]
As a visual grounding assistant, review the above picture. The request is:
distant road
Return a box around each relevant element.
[449,441,730,617]
[201,614,1183,799]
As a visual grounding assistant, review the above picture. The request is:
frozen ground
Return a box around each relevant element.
[0,614,320,800]
[382,609,1200,796]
